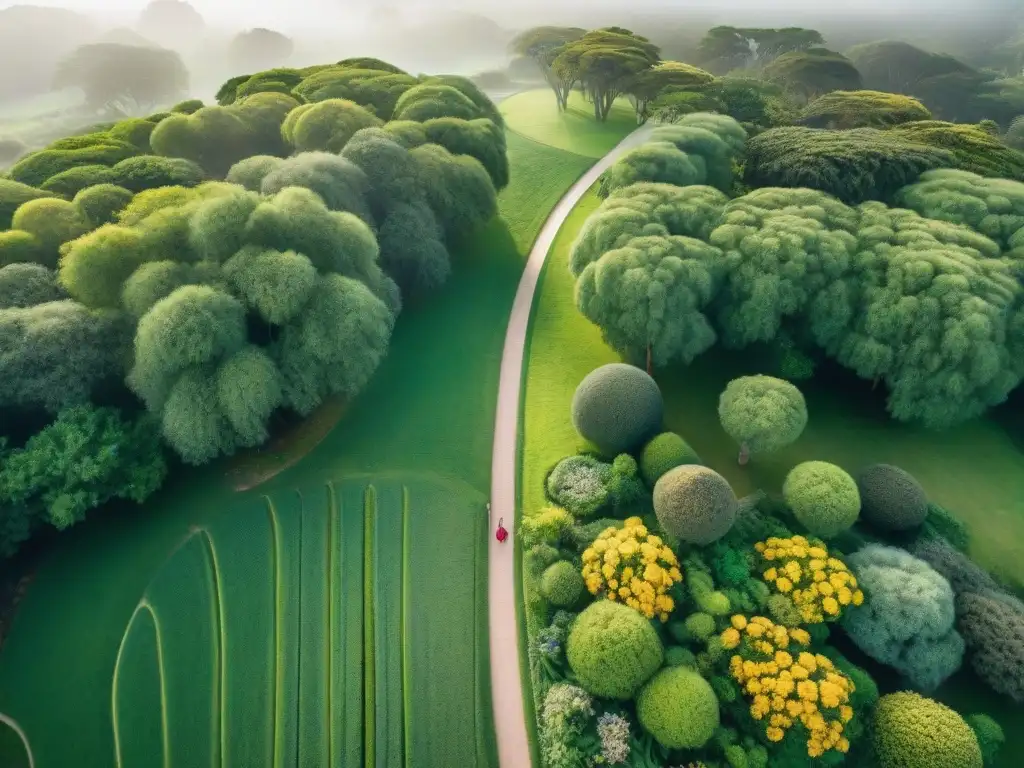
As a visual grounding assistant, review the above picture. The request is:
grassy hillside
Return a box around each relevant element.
[502,89,637,158]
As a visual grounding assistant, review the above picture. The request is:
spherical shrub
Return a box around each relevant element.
[545,454,612,518]
[640,432,701,487]
[843,545,964,690]
[718,375,807,459]
[653,465,737,545]
[966,713,1004,766]
[783,461,861,537]
[910,537,1003,597]
[636,666,719,749]
[571,363,663,456]
[957,593,1024,703]
[664,645,696,667]
[0,263,62,308]
[683,612,716,640]
[857,464,928,531]
[73,183,134,227]
[541,561,585,608]
[871,692,982,768]
[566,600,663,699]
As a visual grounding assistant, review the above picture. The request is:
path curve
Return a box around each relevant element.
[488,124,655,767]
[0,712,35,768]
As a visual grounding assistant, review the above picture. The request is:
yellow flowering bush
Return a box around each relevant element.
[754,535,864,623]
[581,516,682,621]
[721,614,856,758]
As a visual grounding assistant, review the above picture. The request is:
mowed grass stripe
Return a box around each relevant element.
[140,533,220,768]
[335,482,366,766]
[267,495,301,768]
[372,481,406,768]
[112,604,166,767]
[472,497,493,767]
[402,485,412,768]
[363,485,376,768]
[405,480,492,766]
[207,505,276,767]
[297,487,330,764]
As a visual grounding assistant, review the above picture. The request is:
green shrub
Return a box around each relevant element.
[843,544,964,690]
[541,561,585,607]
[889,121,1024,180]
[39,164,116,196]
[966,714,1004,767]
[683,612,716,641]
[920,502,970,552]
[956,593,1024,703]
[0,178,53,230]
[640,432,701,487]
[718,375,807,462]
[281,99,382,153]
[654,465,737,545]
[108,155,205,192]
[636,666,719,749]
[171,99,205,114]
[665,645,696,667]
[11,198,92,268]
[566,600,663,699]
[73,184,134,227]
[225,154,283,191]
[0,230,44,267]
[857,464,928,531]
[799,90,933,129]
[571,363,663,456]
[393,83,482,122]
[539,683,594,768]
[109,118,156,151]
[783,461,860,537]
[7,144,138,188]
[872,692,982,768]
[0,263,62,309]
[545,455,613,518]
[520,505,574,549]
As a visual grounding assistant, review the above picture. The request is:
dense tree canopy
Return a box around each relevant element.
[509,26,587,109]
[53,43,189,114]
[798,91,933,129]
[624,61,716,122]
[695,26,825,73]
[763,48,862,102]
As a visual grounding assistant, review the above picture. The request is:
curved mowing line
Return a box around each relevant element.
[110,602,169,768]
[196,527,225,768]
[0,711,36,768]
[265,496,284,768]
[400,485,411,768]
[363,485,376,768]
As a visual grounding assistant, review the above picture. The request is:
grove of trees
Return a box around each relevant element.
[0,56,506,561]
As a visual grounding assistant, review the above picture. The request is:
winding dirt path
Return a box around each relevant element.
[488,124,654,767]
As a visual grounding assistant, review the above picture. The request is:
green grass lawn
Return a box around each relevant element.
[518,185,1024,765]
[0,129,599,767]
[501,89,637,158]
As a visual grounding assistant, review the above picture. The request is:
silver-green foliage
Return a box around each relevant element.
[0,264,63,309]
[843,544,964,690]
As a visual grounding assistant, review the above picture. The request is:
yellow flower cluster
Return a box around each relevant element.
[721,615,856,758]
[754,536,864,623]
[581,517,682,621]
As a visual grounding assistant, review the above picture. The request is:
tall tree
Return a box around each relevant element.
[228,28,294,73]
[509,26,586,109]
[695,26,824,73]
[624,61,715,123]
[136,0,204,50]
[54,43,189,115]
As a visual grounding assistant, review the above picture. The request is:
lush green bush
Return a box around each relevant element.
[966,713,1005,767]
[0,230,44,268]
[171,99,205,114]
[224,154,283,191]
[799,90,933,128]
[570,363,663,456]
[920,502,970,553]
[565,600,663,699]
[598,141,704,197]
[11,198,92,268]
[545,455,612,518]
[640,432,701,487]
[6,144,139,188]
[73,184,134,227]
[0,264,62,309]
[856,464,929,531]
[956,592,1024,703]
[422,117,508,190]
[107,155,205,192]
[718,375,807,462]
[743,126,954,204]
[281,99,382,153]
[636,666,719,749]
[539,683,594,768]
[393,83,483,122]
[871,692,983,768]
[0,178,54,230]
[541,561,584,607]
[843,544,964,690]
[292,67,418,119]
[520,505,574,549]
[782,461,860,537]
[653,465,737,544]
[258,152,373,223]
[39,164,116,196]
[888,122,1024,180]
[911,536,1004,597]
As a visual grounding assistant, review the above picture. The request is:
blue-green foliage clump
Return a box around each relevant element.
[546,453,647,518]
[843,544,964,690]
[570,363,663,456]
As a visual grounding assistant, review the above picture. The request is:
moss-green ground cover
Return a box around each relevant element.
[518,186,1024,765]
[0,122,598,766]
[502,89,637,159]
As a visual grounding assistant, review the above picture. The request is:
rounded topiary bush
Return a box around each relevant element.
[653,465,737,544]
[566,600,663,699]
[571,363,663,456]
[783,461,861,537]
[857,464,928,531]
[545,454,612,518]
[956,592,1024,703]
[966,713,1004,766]
[640,432,701,487]
[636,666,719,749]
[871,692,982,768]
[541,561,585,607]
